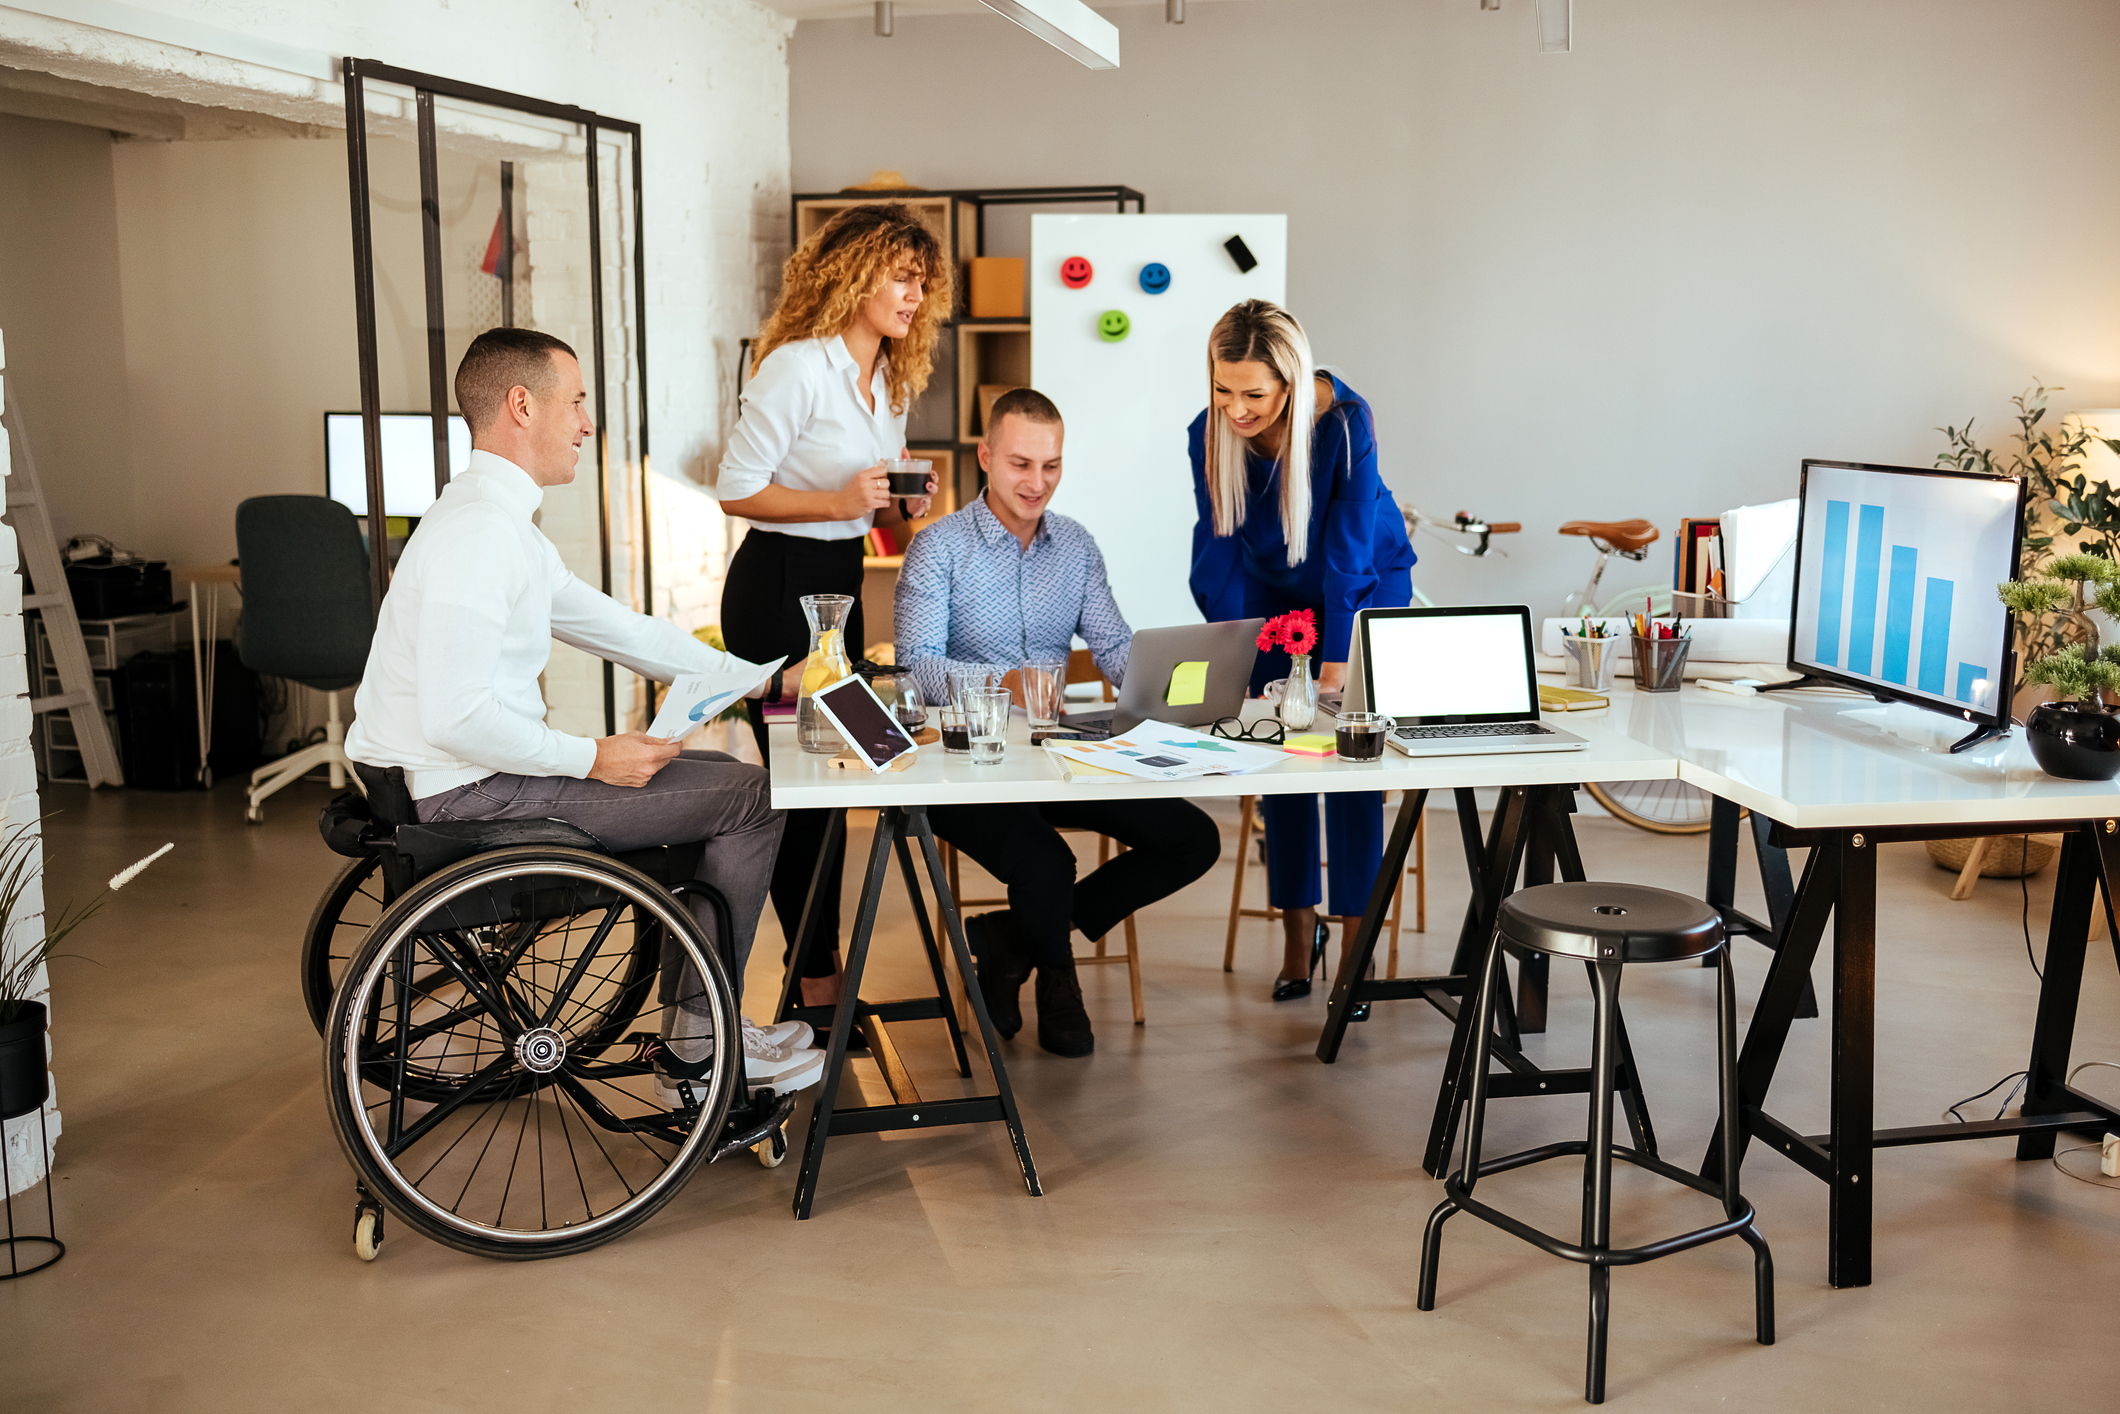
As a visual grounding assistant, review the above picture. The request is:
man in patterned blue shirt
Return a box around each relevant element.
[895,389,1220,1057]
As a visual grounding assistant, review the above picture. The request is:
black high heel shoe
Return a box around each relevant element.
[1272,921,1329,1002]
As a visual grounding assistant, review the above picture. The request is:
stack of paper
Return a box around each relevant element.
[1045,720,1289,782]
[646,656,786,740]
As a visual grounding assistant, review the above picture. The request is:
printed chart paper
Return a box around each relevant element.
[1045,720,1287,782]
[646,657,785,741]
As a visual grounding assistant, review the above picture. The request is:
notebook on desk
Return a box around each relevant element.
[1358,605,1588,758]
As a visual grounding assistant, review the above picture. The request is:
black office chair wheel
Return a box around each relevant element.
[303,854,389,1034]
[324,846,739,1260]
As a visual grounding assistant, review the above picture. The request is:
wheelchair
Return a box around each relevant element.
[312,764,795,1261]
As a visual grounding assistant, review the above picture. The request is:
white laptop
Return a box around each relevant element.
[1357,605,1588,758]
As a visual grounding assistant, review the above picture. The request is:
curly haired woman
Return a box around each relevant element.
[719,203,951,1004]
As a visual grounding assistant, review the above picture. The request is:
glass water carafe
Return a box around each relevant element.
[796,594,856,754]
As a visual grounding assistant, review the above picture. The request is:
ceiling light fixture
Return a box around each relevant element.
[875,1,892,37]
[1533,0,1571,52]
[977,0,1121,69]
[1168,0,1185,22]
[1480,0,1500,10]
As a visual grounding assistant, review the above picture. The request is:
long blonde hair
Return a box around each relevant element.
[1204,300,1316,567]
[752,203,953,416]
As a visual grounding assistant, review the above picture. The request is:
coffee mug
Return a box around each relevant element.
[885,459,933,497]
[1334,712,1395,762]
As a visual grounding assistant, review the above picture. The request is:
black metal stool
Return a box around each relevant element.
[1417,881,1773,1404]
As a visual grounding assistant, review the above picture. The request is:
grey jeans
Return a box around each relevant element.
[417,751,784,1003]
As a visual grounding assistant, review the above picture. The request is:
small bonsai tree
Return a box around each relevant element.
[2021,645,2120,704]
[1997,554,2120,663]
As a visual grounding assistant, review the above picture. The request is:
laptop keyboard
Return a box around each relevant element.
[1394,722,1553,740]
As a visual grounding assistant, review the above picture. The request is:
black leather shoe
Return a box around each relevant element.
[1271,920,1329,1002]
[964,911,1032,1040]
[1034,960,1095,1057]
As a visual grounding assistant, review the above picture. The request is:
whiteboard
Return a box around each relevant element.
[1030,214,1288,632]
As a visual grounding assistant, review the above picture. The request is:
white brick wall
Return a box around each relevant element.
[0,334,60,1196]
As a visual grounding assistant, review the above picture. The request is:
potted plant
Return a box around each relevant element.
[2015,646,2120,781]
[0,828,170,1122]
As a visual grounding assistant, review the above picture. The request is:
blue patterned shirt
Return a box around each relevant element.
[894,494,1132,707]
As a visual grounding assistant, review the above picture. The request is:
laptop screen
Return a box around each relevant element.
[1362,607,1537,724]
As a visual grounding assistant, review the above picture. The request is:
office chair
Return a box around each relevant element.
[235,496,373,824]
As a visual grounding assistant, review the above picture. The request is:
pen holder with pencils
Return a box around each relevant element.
[1631,634,1692,692]
[1562,635,1619,691]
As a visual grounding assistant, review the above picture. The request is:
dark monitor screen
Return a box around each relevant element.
[1788,460,2024,723]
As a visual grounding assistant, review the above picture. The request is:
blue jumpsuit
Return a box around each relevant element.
[1188,375,1416,916]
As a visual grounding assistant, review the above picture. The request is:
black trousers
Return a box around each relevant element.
[926,798,1222,971]
[720,527,868,979]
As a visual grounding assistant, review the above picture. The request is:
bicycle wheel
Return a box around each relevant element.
[302,854,388,1034]
[325,846,737,1260]
[1584,779,1715,834]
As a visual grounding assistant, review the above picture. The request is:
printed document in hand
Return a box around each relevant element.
[646,656,786,741]
[1045,720,1287,782]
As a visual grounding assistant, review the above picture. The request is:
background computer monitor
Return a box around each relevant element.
[1788,459,2025,726]
[325,412,471,518]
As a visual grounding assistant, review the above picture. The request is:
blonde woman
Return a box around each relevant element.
[720,203,951,1003]
[1188,299,1416,1004]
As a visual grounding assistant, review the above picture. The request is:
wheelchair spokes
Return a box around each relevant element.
[326,848,736,1258]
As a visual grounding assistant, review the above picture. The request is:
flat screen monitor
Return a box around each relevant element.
[325,412,471,518]
[1788,459,2024,725]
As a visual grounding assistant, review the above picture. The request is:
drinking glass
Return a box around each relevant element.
[1333,712,1396,762]
[895,679,926,733]
[948,666,996,709]
[1019,659,1065,729]
[967,687,1010,766]
[939,706,972,755]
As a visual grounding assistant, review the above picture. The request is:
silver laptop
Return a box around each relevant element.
[1065,618,1265,734]
[1358,605,1587,757]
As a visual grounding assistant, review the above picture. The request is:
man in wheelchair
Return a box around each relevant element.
[346,327,824,1103]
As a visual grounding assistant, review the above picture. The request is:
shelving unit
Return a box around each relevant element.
[789,184,1145,517]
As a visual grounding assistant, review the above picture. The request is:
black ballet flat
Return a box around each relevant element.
[1271,920,1330,1002]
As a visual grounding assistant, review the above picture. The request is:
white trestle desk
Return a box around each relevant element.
[768,686,2120,1289]
[1588,681,2120,1289]
[765,710,1677,1220]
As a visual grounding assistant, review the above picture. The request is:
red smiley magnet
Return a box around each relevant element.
[1060,256,1093,289]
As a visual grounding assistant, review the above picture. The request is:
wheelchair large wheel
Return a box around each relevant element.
[303,855,387,1034]
[325,846,739,1260]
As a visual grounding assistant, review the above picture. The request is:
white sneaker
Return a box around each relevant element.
[745,1016,814,1053]
[654,1034,826,1108]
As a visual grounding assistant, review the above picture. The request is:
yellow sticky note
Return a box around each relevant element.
[1166,660,1210,707]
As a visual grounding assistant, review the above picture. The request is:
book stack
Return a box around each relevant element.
[865,525,902,558]
[1675,517,1723,598]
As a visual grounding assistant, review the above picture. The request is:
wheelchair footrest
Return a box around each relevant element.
[712,1089,799,1164]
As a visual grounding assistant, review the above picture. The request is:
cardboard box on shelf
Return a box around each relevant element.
[967,257,1025,318]
[977,384,1015,436]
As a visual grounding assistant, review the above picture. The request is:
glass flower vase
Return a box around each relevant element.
[1278,655,1318,731]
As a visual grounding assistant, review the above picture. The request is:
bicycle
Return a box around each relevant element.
[1558,518,1710,834]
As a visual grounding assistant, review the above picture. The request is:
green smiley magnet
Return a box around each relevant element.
[1097,309,1131,342]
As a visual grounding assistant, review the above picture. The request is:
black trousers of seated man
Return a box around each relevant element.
[924,798,1222,973]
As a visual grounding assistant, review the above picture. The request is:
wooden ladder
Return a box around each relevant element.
[2,394,123,787]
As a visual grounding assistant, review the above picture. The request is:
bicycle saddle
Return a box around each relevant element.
[1559,519,1660,553]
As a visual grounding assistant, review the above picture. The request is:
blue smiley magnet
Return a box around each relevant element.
[1097,309,1130,342]
[1139,263,1171,294]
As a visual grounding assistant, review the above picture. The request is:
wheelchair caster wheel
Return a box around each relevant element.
[755,1123,788,1169]
[245,804,264,826]
[354,1202,384,1261]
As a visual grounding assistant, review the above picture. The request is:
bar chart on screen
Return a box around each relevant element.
[1793,462,2022,712]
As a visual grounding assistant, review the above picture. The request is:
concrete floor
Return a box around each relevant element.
[5,778,2119,1411]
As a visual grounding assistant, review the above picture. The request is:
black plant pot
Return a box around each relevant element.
[0,1001,49,1121]
[2025,701,2120,782]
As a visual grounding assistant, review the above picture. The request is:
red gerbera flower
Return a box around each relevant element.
[1283,610,1318,658]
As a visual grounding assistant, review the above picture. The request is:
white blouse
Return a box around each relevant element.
[718,335,908,541]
